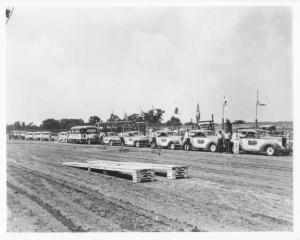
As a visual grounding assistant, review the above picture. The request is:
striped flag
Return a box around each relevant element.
[257,91,269,106]
[257,98,267,106]
[6,7,14,24]
[174,107,179,115]
[223,97,228,109]
[196,103,200,122]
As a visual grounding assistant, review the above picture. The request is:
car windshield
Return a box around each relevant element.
[257,130,268,137]
[167,132,177,136]
[108,132,118,136]
[205,131,216,136]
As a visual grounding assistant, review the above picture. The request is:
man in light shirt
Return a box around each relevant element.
[224,130,231,154]
[232,129,240,156]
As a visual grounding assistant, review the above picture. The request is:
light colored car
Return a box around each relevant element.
[41,131,52,141]
[25,132,34,141]
[123,131,149,148]
[181,130,218,152]
[20,131,27,140]
[9,131,21,140]
[235,129,291,156]
[150,130,182,150]
[58,132,68,142]
[102,132,121,146]
[33,132,42,141]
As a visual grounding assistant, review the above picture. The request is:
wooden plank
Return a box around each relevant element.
[86,160,188,170]
[86,160,189,179]
[62,161,155,183]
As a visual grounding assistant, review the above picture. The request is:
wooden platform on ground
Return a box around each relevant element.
[86,160,188,179]
[62,161,155,183]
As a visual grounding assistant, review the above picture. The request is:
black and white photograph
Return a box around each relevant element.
[1,0,300,238]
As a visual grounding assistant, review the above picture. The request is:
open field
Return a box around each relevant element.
[6,140,293,232]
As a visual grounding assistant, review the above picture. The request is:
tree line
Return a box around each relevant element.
[6,108,186,132]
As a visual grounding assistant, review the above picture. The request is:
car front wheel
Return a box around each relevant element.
[135,141,140,148]
[210,144,217,152]
[170,143,176,150]
[266,146,275,156]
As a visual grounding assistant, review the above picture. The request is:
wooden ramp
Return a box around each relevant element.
[62,161,155,183]
[86,160,188,180]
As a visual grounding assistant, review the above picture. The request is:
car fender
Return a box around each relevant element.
[259,142,281,152]
[204,140,217,149]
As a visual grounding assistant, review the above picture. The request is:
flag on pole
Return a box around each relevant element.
[257,98,268,106]
[223,97,228,109]
[6,7,14,24]
[256,90,269,106]
[196,103,200,122]
[174,107,179,115]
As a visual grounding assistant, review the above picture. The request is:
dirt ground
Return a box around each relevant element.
[6,140,293,232]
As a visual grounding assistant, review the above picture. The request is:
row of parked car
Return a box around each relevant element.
[8,125,293,156]
[8,131,58,141]
[55,125,293,156]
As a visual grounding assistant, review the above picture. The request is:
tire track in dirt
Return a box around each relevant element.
[8,162,205,231]
[7,182,87,232]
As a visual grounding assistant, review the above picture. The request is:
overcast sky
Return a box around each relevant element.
[6,6,293,124]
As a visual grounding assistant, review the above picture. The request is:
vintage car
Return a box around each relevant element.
[149,130,182,150]
[25,132,34,141]
[180,130,218,152]
[122,131,150,148]
[51,134,59,141]
[102,132,121,146]
[33,132,43,141]
[235,129,291,156]
[58,132,69,142]
[20,131,27,140]
[41,131,52,141]
[8,131,21,140]
[68,126,99,144]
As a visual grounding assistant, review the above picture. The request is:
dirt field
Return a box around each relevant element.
[6,140,293,232]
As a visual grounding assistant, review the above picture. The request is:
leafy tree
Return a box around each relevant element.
[88,116,101,125]
[165,116,182,126]
[13,121,21,130]
[127,113,145,122]
[108,113,121,122]
[59,118,84,130]
[225,118,232,133]
[40,118,60,130]
[144,108,165,125]
[233,119,246,124]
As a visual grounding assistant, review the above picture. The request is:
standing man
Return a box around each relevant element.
[120,130,125,147]
[217,130,224,153]
[224,130,231,154]
[184,129,191,151]
[232,129,240,156]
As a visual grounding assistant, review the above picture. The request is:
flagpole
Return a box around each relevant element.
[255,90,258,129]
[222,98,225,130]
